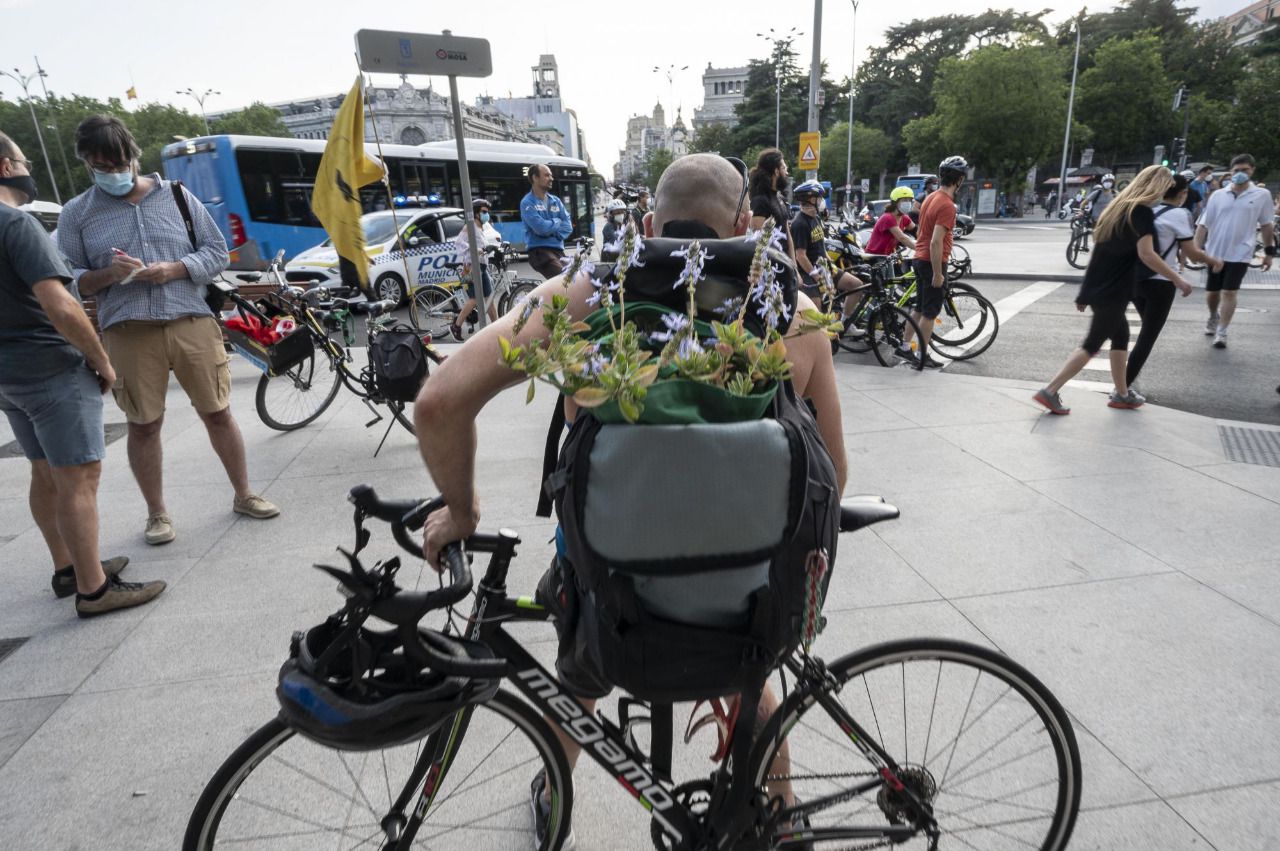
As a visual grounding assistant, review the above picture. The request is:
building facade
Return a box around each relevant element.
[1222,0,1278,46]
[489,56,587,162]
[693,63,749,131]
[614,102,688,184]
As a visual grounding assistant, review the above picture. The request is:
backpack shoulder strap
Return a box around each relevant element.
[170,180,198,252]
[535,395,567,518]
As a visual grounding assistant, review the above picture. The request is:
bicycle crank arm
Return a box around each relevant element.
[363,398,384,428]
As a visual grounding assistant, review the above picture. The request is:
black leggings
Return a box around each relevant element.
[1080,299,1130,356]
[1126,279,1175,385]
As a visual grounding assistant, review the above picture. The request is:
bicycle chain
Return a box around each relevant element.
[764,770,897,850]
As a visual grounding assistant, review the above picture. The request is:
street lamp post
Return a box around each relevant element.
[1056,14,1082,216]
[0,67,62,204]
[757,28,801,151]
[33,57,77,196]
[176,87,220,136]
[844,0,859,210]
[652,64,688,123]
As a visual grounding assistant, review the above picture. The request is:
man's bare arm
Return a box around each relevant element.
[32,279,111,370]
[787,292,847,494]
[1194,224,1208,252]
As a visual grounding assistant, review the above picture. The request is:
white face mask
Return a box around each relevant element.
[896,201,914,214]
[611,213,625,224]
[1102,181,1114,190]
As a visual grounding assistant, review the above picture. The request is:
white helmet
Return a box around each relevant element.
[1101,173,1115,185]
[606,199,627,213]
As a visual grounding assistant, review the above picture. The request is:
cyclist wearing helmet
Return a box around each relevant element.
[601,199,629,261]
[1081,173,1116,224]
[864,186,918,255]
[899,155,967,368]
[449,198,500,340]
[790,180,866,329]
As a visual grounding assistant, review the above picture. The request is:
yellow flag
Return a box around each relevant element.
[312,77,385,293]
[126,86,137,100]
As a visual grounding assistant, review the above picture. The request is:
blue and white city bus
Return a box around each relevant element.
[161,135,593,269]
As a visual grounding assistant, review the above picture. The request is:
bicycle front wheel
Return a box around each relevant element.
[410,286,458,338]
[184,690,574,850]
[869,304,922,367]
[929,290,999,361]
[254,350,342,431]
[757,639,1081,850]
[501,280,540,316]
[1065,234,1087,270]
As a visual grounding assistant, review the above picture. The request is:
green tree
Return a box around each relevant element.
[930,44,1067,208]
[129,102,205,174]
[688,123,736,156]
[643,147,675,189]
[211,102,290,137]
[900,114,948,174]
[819,121,892,186]
[1215,55,1280,179]
[1075,34,1174,164]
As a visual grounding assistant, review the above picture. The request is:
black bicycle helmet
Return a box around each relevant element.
[938,155,969,183]
[277,615,499,751]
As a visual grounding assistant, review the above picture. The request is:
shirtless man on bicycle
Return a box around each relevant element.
[414,153,847,845]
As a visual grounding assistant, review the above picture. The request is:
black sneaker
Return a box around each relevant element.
[530,768,574,850]
[918,353,946,369]
[75,574,166,618]
[52,556,129,598]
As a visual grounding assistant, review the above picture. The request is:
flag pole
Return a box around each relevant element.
[356,56,416,302]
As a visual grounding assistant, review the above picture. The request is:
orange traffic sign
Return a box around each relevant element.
[798,132,821,171]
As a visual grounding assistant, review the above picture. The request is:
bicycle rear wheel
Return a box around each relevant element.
[254,350,342,431]
[410,286,458,338]
[1065,233,1087,270]
[833,293,874,354]
[184,691,574,850]
[869,304,922,367]
[947,244,971,281]
[929,290,999,361]
[500,280,540,316]
[757,639,1081,851]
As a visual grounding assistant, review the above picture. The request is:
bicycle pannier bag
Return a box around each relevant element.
[369,326,429,403]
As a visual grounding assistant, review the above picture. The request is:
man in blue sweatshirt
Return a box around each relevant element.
[519,163,573,279]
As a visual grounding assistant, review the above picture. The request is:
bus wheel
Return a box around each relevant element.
[375,273,406,307]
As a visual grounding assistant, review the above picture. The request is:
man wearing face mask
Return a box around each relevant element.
[1081,174,1117,225]
[56,115,279,548]
[790,180,864,330]
[864,187,918,256]
[1196,153,1276,348]
[0,130,168,616]
[600,199,629,261]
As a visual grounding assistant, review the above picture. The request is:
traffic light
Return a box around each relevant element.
[1172,87,1189,111]
[1155,144,1167,166]
[1171,137,1186,167]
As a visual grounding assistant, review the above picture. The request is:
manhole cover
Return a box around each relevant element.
[1,422,127,460]
[0,638,29,666]
[1220,426,1280,467]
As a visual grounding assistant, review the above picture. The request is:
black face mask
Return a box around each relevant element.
[660,220,719,238]
[0,174,38,204]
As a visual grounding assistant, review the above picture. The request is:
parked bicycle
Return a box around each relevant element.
[216,255,444,446]
[184,485,1082,850]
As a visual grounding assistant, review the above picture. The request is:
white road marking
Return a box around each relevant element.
[938,280,1063,368]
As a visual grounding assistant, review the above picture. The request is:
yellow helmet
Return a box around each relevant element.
[889,186,915,202]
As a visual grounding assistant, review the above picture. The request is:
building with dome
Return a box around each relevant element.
[614,101,688,184]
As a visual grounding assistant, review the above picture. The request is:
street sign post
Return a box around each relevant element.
[356,29,493,326]
[798,131,821,173]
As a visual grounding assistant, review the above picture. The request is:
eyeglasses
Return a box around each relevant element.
[3,156,34,171]
[723,156,749,225]
[87,161,131,174]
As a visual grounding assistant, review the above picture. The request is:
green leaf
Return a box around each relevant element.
[618,396,641,423]
[526,379,536,404]
[633,363,660,388]
[572,386,612,408]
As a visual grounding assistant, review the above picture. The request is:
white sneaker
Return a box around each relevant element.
[1205,313,1218,336]
[1213,328,1228,349]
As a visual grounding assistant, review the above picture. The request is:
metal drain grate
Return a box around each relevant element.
[1220,426,1280,467]
[2,422,127,460]
[0,637,29,666]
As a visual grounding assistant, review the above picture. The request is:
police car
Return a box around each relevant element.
[286,202,468,305]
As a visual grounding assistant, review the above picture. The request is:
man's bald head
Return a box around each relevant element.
[651,154,745,238]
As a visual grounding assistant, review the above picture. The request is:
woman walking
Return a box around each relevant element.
[1033,166,1194,414]
[1127,174,1222,389]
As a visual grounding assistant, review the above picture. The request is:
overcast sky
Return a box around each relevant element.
[1,0,1246,175]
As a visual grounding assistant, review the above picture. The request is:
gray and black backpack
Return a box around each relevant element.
[538,235,842,702]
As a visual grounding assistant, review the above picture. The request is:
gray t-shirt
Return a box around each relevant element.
[0,203,82,384]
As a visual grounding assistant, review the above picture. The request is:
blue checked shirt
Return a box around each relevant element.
[57,174,229,330]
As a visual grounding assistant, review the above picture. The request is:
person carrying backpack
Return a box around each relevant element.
[414,153,847,847]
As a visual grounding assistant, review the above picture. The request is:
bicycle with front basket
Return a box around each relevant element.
[184,485,1082,851]
[216,255,444,444]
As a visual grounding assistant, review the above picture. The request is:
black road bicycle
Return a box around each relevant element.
[184,486,1082,851]
[1065,219,1092,270]
[216,264,444,449]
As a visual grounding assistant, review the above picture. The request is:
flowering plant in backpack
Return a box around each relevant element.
[499,219,841,423]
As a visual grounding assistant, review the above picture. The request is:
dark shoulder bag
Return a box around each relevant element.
[171,180,226,315]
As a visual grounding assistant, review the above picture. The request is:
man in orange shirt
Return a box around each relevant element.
[899,155,968,369]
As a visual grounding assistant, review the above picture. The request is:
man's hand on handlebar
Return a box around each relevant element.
[424,496,480,570]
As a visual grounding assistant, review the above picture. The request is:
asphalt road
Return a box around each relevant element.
[834,221,1280,425]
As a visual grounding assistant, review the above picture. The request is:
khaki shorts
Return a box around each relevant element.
[103,316,230,424]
